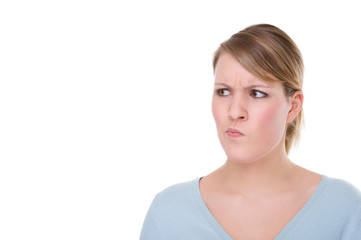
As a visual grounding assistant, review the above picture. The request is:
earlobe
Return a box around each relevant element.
[287,91,303,123]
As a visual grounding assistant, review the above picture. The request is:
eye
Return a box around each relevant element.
[216,89,231,96]
[251,90,268,98]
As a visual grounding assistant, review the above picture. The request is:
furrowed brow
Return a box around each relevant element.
[214,83,270,89]
[243,84,271,90]
[214,83,231,87]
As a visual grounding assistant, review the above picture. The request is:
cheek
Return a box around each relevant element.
[211,98,223,124]
[256,103,288,134]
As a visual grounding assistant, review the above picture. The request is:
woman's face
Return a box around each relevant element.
[212,52,296,164]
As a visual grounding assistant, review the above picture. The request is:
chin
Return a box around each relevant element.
[223,142,281,165]
[225,148,263,164]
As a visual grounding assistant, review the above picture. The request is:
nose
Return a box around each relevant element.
[228,94,248,120]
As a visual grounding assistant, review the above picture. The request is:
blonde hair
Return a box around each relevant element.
[213,24,304,154]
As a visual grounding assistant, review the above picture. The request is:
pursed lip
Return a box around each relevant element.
[226,128,244,137]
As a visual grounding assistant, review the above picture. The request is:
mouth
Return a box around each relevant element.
[226,128,244,138]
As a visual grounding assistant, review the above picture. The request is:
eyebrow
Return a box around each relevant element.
[214,83,271,89]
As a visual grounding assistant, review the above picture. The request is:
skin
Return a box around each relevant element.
[199,52,322,240]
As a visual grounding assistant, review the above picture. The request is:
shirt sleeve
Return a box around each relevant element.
[139,196,164,240]
[349,205,361,240]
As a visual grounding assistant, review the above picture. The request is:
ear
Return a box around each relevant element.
[287,90,303,123]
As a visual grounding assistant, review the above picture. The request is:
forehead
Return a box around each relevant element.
[214,52,276,87]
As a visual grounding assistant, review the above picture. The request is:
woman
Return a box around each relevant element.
[140,24,361,239]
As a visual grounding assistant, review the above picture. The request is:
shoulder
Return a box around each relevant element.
[153,178,198,203]
[323,177,361,238]
[277,176,361,239]
[157,178,197,199]
[323,176,361,207]
[148,178,200,218]
[319,176,361,233]
[140,178,203,240]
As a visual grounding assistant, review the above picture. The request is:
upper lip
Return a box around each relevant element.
[226,128,244,135]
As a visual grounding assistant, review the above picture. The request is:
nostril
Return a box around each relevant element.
[228,112,247,120]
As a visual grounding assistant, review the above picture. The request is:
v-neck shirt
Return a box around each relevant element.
[140,176,361,239]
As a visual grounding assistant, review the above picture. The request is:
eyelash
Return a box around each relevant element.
[250,90,268,98]
[216,89,231,96]
[215,89,268,98]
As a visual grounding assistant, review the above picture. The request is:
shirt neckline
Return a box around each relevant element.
[191,175,329,240]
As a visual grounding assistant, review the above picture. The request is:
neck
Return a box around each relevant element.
[211,148,300,198]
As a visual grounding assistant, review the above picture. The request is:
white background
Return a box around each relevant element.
[1,0,360,239]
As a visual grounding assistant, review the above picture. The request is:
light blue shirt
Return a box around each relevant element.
[140,176,361,239]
